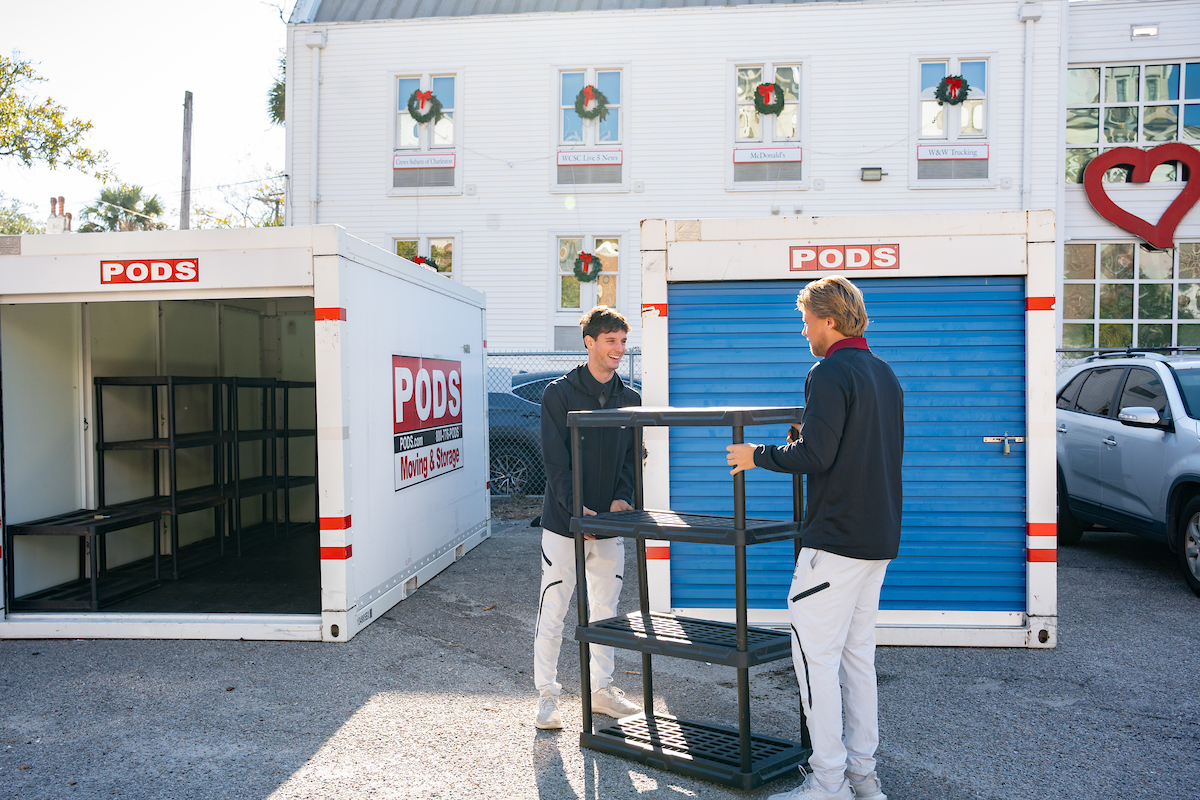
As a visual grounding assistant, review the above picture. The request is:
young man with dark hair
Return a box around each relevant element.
[534,305,643,730]
[726,276,903,800]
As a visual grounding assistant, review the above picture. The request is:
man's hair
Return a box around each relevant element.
[579,305,630,341]
[796,275,869,337]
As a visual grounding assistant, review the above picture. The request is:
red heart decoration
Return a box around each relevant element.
[1083,143,1200,250]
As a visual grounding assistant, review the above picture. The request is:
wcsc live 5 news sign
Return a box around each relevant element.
[392,355,464,491]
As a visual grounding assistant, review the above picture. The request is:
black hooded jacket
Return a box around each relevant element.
[539,365,640,537]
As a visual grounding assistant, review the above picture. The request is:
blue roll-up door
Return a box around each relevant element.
[667,277,1026,612]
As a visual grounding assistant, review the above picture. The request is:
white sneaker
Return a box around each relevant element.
[535,695,562,729]
[590,685,641,718]
[768,772,853,800]
[849,771,887,800]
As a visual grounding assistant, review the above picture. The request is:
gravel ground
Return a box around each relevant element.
[0,518,1197,799]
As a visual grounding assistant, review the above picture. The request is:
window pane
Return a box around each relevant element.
[1120,369,1168,414]
[1144,105,1178,141]
[598,109,619,143]
[960,61,986,96]
[960,99,985,135]
[1066,108,1099,144]
[1181,243,1200,279]
[398,78,421,108]
[1059,373,1089,408]
[1076,367,1123,415]
[1105,66,1140,103]
[1179,284,1200,319]
[738,105,761,140]
[738,67,763,102]
[1188,63,1200,100]
[558,238,582,272]
[921,101,944,137]
[1101,244,1135,279]
[1100,284,1133,318]
[561,72,585,106]
[1099,324,1133,348]
[1185,104,1200,140]
[1180,324,1200,345]
[1065,148,1096,183]
[1068,68,1100,104]
[1064,285,1095,319]
[777,104,799,138]
[1139,324,1171,347]
[597,273,617,308]
[433,111,454,147]
[595,238,619,272]
[1150,162,1180,182]
[1145,64,1179,102]
[430,238,453,275]
[597,71,620,105]
[397,112,419,148]
[432,76,455,108]
[920,62,946,98]
[1139,245,1174,279]
[1104,107,1139,142]
[774,67,798,102]
[395,240,418,261]
[1063,323,1095,348]
[1102,161,1131,183]
[561,276,580,309]
[1138,284,1172,319]
[1065,244,1096,279]
[562,110,583,143]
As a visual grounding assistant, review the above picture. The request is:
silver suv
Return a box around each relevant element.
[1056,351,1200,596]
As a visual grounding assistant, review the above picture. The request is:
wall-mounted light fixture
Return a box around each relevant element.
[1130,24,1159,39]
[860,168,887,182]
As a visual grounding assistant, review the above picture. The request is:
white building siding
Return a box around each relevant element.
[286,0,1063,349]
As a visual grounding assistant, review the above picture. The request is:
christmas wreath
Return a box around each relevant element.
[934,75,970,106]
[753,83,785,116]
[573,252,601,282]
[407,90,444,124]
[414,255,440,271]
[574,85,610,122]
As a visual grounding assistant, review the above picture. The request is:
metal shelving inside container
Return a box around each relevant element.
[568,405,811,791]
[276,380,317,537]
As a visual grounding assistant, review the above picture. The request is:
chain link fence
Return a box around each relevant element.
[486,349,641,497]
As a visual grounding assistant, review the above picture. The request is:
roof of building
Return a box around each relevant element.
[290,0,841,23]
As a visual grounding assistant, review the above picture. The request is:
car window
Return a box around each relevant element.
[1073,367,1123,417]
[1118,368,1168,416]
[1057,372,1088,410]
[1170,368,1200,419]
[512,379,553,403]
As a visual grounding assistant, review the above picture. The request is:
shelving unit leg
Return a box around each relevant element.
[571,426,594,734]
[732,424,752,773]
[632,428,654,714]
[793,472,812,751]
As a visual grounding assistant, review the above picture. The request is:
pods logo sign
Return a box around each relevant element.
[790,245,899,272]
[100,259,200,284]
[392,355,464,491]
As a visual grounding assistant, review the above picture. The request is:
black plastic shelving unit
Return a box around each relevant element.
[277,380,317,537]
[226,377,281,555]
[568,406,811,791]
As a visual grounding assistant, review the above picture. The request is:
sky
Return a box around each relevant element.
[0,0,289,227]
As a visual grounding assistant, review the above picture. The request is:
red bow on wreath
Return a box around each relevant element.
[579,253,594,273]
[582,85,596,103]
[756,84,774,103]
[944,77,963,101]
[415,90,433,110]
[414,256,427,265]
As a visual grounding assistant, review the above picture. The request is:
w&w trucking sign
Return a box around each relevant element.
[393,355,464,491]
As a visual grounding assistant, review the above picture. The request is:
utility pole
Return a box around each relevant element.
[180,91,193,230]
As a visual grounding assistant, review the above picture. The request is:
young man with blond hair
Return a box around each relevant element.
[726,276,904,800]
[533,305,642,730]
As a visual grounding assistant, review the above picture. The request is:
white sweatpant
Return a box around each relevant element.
[789,547,891,788]
[534,530,625,697]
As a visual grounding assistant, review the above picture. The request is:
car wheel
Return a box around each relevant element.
[1176,496,1200,597]
[490,446,538,496]
[1057,472,1085,545]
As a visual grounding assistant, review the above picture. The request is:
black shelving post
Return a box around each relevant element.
[572,425,594,734]
[732,423,752,773]
[632,426,654,719]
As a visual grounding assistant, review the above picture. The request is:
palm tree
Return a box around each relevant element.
[78,184,167,232]
[268,54,285,126]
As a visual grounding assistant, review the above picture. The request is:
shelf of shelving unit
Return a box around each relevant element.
[568,405,811,790]
[277,381,317,538]
[226,377,280,556]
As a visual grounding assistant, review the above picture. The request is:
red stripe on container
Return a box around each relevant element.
[321,545,352,560]
[641,303,668,318]
[1028,549,1057,563]
[1026,297,1055,311]
[320,515,351,530]
[1027,522,1056,537]
[647,546,670,560]
[315,307,347,321]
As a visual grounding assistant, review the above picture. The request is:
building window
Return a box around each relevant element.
[557,236,618,312]
[395,237,455,278]
[556,68,624,187]
[1061,241,1200,348]
[393,74,458,190]
[1065,61,1199,184]
[916,58,989,180]
[732,62,802,183]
